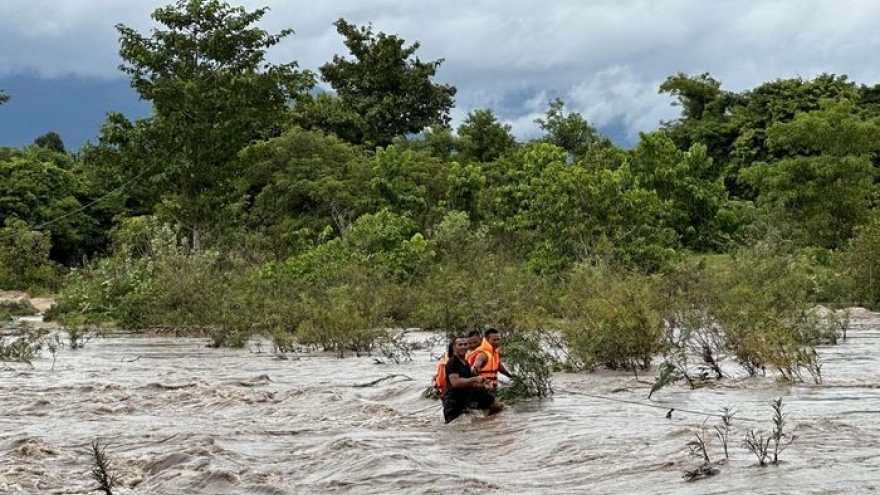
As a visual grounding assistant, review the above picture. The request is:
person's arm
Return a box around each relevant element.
[471,352,487,375]
[499,362,514,379]
[449,373,485,389]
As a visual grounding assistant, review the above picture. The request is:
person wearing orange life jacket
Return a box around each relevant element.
[444,334,504,423]
[464,329,482,360]
[433,352,450,398]
[468,328,514,392]
[434,330,482,399]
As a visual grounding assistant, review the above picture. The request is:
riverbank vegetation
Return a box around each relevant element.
[3,1,877,396]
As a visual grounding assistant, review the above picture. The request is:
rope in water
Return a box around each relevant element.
[559,389,764,422]
[405,379,766,422]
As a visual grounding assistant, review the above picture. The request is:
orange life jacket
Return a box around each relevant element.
[467,338,500,381]
[434,353,449,397]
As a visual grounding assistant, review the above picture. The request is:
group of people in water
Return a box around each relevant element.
[434,328,512,423]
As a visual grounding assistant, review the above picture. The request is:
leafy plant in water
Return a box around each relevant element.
[90,440,118,495]
[0,330,44,365]
[45,333,63,371]
[714,407,736,460]
[743,428,772,466]
[683,418,721,482]
[769,398,796,464]
[743,398,795,466]
[497,330,556,402]
[562,264,663,373]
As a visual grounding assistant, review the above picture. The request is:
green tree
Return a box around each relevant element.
[457,109,516,162]
[369,145,447,228]
[659,73,742,181]
[0,90,8,106]
[239,127,370,254]
[631,132,735,250]
[444,162,486,221]
[729,73,859,196]
[115,0,314,248]
[0,146,97,262]
[290,92,366,145]
[740,99,880,248]
[319,19,457,148]
[0,218,57,290]
[33,132,66,154]
[838,212,880,308]
[482,143,675,272]
[534,98,602,161]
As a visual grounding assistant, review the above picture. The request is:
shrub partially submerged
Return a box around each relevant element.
[1,299,39,317]
[561,263,664,373]
[651,246,846,396]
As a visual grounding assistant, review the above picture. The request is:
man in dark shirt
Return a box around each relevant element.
[444,335,504,423]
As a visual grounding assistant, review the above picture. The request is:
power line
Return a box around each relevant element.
[0,152,166,241]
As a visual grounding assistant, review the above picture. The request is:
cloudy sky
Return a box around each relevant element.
[1,0,880,150]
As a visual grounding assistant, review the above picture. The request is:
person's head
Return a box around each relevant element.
[451,335,470,358]
[467,330,482,350]
[484,328,501,349]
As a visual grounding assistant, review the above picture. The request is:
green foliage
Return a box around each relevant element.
[561,264,664,371]
[115,0,314,242]
[740,99,879,249]
[631,133,737,250]
[0,299,38,317]
[408,125,460,160]
[369,146,447,227]
[0,90,8,106]
[90,440,118,495]
[457,109,517,163]
[444,162,486,221]
[729,74,859,192]
[295,270,397,355]
[483,143,677,273]
[33,132,66,154]
[496,330,555,401]
[707,245,835,381]
[0,146,96,262]
[279,209,434,284]
[660,72,726,121]
[534,98,602,161]
[837,212,880,308]
[290,93,367,145]
[0,218,58,291]
[406,210,553,333]
[240,126,370,254]
[320,19,456,147]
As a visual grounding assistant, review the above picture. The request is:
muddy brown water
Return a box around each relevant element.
[2,317,879,494]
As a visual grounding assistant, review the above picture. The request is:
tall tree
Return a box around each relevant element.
[115,0,314,248]
[740,99,880,248]
[534,98,601,161]
[658,73,741,181]
[33,132,66,154]
[457,109,516,162]
[319,19,457,148]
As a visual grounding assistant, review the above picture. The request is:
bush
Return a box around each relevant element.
[497,330,555,401]
[561,264,664,372]
[837,213,880,309]
[0,218,59,292]
[1,299,38,317]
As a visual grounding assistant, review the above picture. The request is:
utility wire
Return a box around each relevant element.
[0,151,167,241]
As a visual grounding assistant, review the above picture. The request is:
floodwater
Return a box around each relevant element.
[2,314,879,494]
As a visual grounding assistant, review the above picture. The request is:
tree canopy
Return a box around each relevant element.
[318,19,457,148]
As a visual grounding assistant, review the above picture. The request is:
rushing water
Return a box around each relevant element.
[2,314,879,494]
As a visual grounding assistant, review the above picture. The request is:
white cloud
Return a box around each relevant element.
[2,0,880,140]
